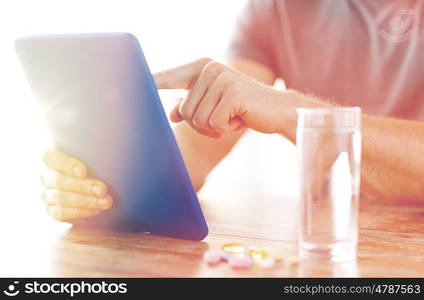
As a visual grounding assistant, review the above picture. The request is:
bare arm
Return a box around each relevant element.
[258,90,424,203]
[156,58,424,203]
[360,116,424,203]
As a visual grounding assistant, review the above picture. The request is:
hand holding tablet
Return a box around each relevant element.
[41,148,112,221]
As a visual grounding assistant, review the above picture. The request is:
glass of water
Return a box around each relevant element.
[296,107,361,262]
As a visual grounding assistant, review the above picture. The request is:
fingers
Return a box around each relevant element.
[157,58,242,138]
[191,72,227,131]
[170,99,222,138]
[208,95,245,134]
[42,189,112,209]
[169,61,226,138]
[42,149,110,223]
[43,149,87,178]
[169,98,184,122]
[154,57,212,89]
[178,61,223,124]
[41,170,107,198]
[46,205,102,222]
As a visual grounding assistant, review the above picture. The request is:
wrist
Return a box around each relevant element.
[276,89,332,142]
[276,90,300,141]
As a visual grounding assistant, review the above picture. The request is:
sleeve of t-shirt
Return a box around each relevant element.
[226,0,279,77]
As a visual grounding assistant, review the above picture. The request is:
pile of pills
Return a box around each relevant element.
[203,242,300,270]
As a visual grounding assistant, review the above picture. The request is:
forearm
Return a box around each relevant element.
[278,89,424,202]
[360,116,424,202]
[156,58,424,202]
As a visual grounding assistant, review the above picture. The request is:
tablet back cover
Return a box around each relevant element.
[15,33,208,240]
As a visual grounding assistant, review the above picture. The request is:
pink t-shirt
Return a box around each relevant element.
[228,0,424,120]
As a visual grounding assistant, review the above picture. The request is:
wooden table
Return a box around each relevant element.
[2,189,424,278]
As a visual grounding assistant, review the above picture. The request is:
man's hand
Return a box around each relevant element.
[41,149,113,222]
[154,58,287,138]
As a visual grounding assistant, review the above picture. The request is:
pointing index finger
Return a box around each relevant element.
[153,57,212,90]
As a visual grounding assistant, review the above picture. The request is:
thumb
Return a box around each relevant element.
[169,98,183,122]
[153,58,212,90]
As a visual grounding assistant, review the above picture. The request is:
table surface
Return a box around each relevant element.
[2,191,424,278]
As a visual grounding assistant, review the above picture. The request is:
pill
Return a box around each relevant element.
[203,251,222,265]
[221,253,232,261]
[274,255,284,263]
[247,248,270,261]
[221,243,246,255]
[228,256,253,269]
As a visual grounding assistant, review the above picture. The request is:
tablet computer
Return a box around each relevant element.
[15,33,208,240]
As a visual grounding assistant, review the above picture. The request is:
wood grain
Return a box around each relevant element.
[2,192,424,277]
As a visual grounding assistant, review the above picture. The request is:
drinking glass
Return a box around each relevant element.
[297,107,361,261]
